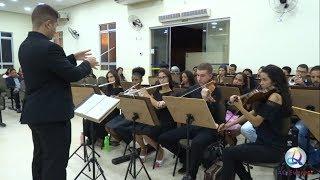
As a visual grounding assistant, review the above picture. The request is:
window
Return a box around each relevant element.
[53,31,63,47]
[150,18,230,74]
[99,22,116,70]
[0,32,14,69]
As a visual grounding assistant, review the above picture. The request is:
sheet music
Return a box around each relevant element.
[86,96,120,120]
[75,94,104,115]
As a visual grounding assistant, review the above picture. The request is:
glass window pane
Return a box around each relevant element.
[100,32,109,63]
[101,65,108,70]
[1,39,13,62]
[1,32,12,37]
[109,65,116,70]
[3,65,14,69]
[108,22,116,30]
[151,28,169,67]
[109,31,116,62]
[100,24,108,31]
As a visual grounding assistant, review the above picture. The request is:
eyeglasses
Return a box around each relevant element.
[158,76,167,80]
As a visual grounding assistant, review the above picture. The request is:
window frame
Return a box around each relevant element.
[0,32,14,69]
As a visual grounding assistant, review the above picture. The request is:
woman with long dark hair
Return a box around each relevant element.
[83,70,123,146]
[219,65,292,180]
[180,70,196,88]
[135,68,176,167]
[116,67,126,82]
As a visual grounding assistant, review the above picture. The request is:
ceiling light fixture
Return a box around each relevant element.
[0,3,5,7]
[24,7,32,11]
[219,28,223,31]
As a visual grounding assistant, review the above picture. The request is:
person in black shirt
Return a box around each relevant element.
[158,63,225,179]
[135,68,176,167]
[83,70,123,145]
[180,70,196,88]
[219,64,293,180]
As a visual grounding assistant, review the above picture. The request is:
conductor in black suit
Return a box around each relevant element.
[18,4,98,180]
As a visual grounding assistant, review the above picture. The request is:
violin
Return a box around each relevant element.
[181,80,216,98]
[237,86,276,105]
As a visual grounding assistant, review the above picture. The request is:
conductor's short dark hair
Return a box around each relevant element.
[32,4,59,28]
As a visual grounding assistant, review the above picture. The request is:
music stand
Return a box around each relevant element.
[163,96,218,180]
[74,118,107,180]
[217,85,241,102]
[292,106,320,179]
[119,95,160,180]
[69,86,100,170]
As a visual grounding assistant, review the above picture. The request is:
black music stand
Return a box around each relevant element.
[74,120,107,180]
[119,95,160,180]
[163,96,218,180]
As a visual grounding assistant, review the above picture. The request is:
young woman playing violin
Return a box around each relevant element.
[134,68,176,167]
[218,65,293,180]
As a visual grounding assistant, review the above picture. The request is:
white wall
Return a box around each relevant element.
[0,11,31,73]
[57,0,319,79]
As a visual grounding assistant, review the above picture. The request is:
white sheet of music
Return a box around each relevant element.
[86,96,120,121]
[75,94,103,115]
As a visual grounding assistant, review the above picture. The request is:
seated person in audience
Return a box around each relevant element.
[135,68,176,167]
[243,68,256,90]
[170,66,180,74]
[2,68,11,79]
[253,66,264,79]
[289,64,312,86]
[18,67,24,80]
[116,67,126,82]
[232,72,249,94]
[219,65,293,180]
[193,66,198,76]
[294,105,320,169]
[106,67,146,145]
[5,68,22,113]
[309,65,320,88]
[158,63,225,179]
[83,70,123,146]
[223,73,250,144]
[180,70,196,88]
[228,64,237,75]
[282,66,292,76]
[217,64,228,83]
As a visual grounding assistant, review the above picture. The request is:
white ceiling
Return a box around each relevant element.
[0,0,93,14]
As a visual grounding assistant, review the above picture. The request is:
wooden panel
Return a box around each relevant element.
[290,88,320,112]
[293,106,320,141]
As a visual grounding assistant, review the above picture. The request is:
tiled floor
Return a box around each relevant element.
[0,108,316,180]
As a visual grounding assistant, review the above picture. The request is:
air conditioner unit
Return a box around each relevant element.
[159,13,181,23]
[58,11,69,22]
[181,9,211,19]
[115,0,156,5]
[159,8,211,23]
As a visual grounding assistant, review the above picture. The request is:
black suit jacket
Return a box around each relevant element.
[18,32,92,125]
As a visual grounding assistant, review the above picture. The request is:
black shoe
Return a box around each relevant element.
[178,165,186,174]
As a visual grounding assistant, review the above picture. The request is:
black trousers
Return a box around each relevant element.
[28,121,71,180]
[221,143,284,180]
[158,125,219,179]
[10,90,21,109]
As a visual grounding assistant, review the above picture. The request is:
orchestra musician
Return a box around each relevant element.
[158,63,226,179]
[134,68,176,167]
[219,65,293,180]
